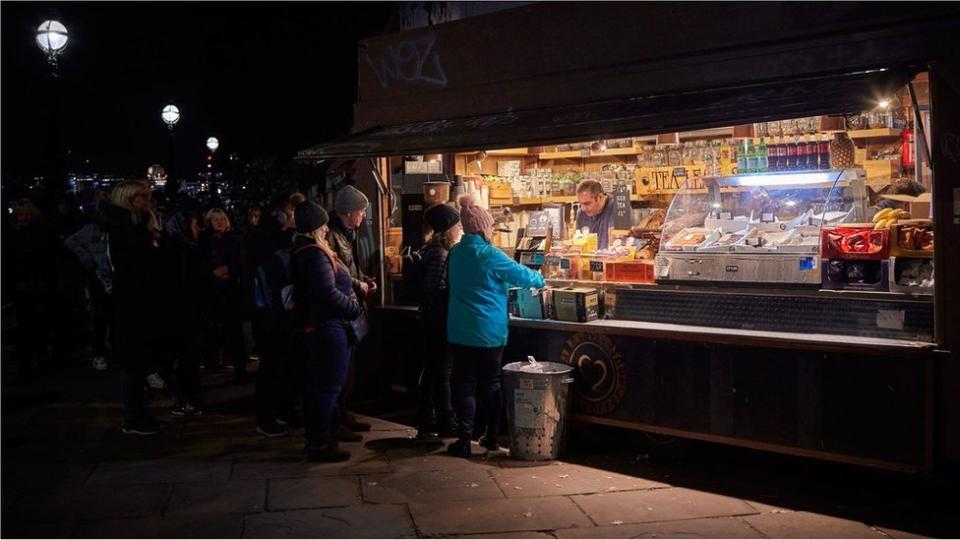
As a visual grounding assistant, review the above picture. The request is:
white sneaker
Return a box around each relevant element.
[146,372,166,389]
[91,356,108,371]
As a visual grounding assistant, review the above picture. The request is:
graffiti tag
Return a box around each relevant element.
[364,33,448,89]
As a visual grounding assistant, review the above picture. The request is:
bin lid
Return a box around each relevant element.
[503,361,573,375]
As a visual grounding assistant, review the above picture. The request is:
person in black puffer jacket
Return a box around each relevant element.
[291,201,362,462]
[416,203,462,439]
[103,182,167,435]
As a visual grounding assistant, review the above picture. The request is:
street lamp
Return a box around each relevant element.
[162,104,181,195]
[162,104,181,130]
[206,137,219,152]
[36,20,68,68]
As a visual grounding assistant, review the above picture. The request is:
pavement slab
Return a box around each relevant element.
[85,458,232,485]
[410,496,593,535]
[743,511,890,538]
[0,520,77,539]
[0,462,96,494]
[242,503,416,538]
[361,467,505,504]
[69,513,244,538]
[8,483,170,523]
[554,516,765,538]
[491,463,667,498]
[165,479,267,516]
[571,487,758,526]
[452,532,557,539]
[267,476,362,510]
[386,446,501,473]
[232,443,391,479]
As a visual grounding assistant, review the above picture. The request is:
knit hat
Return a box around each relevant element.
[424,203,460,233]
[458,194,494,235]
[334,185,369,214]
[295,201,329,234]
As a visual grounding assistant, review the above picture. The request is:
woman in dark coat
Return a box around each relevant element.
[103,181,166,435]
[416,203,462,439]
[200,208,249,382]
[290,201,362,462]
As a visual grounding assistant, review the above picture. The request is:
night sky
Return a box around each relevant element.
[1,2,394,181]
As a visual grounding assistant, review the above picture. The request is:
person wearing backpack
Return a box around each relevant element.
[416,203,462,439]
[291,201,363,462]
[252,232,296,438]
[445,195,545,458]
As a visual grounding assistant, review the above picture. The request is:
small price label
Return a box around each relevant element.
[589,260,604,272]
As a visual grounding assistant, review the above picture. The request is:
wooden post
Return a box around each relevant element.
[929,61,960,468]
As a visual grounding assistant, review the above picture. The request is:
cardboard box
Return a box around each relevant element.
[881,193,931,220]
[552,288,600,322]
[508,288,546,319]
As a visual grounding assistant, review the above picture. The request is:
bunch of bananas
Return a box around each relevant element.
[872,208,911,230]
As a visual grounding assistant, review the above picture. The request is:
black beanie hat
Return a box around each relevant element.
[424,203,460,233]
[295,201,329,234]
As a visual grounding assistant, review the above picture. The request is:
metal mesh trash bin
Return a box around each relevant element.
[503,357,574,461]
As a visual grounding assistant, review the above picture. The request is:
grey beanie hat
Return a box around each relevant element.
[334,185,369,214]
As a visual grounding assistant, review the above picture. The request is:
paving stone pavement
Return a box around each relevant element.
[1,365,954,538]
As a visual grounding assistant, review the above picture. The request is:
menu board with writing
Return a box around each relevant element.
[612,183,632,229]
[525,211,552,237]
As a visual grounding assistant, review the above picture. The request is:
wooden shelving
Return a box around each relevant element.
[487,148,531,156]
[847,128,902,139]
[490,194,649,207]
[539,147,640,160]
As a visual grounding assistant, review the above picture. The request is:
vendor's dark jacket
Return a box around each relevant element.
[200,229,248,309]
[417,237,450,329]
[102,202,162,342]
[290,237,362,329]
[326,213,368,296]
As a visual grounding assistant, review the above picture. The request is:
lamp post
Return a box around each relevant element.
[206,137,219,194]
[36,19,69,195]
[162,104,181,196]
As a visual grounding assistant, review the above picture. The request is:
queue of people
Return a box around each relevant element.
[7,179,549,462]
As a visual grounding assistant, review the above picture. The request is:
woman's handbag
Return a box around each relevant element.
[345,308,370,345]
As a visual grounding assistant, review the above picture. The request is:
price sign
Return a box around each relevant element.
[612,183,632,230]
[589,260,604,272]
[526,211,551,237]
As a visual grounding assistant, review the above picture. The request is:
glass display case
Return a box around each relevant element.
[654,169,868,284]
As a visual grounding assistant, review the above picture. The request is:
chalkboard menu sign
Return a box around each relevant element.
[612,183,632,229]
[525,211,552,237]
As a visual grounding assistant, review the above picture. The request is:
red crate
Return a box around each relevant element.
[820,227,890,260]
[605,261,655,283]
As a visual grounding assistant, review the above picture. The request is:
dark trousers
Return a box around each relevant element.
[450,344,504,441]
[302,323,351,450]
[418,328,455,432]
[115,329,150,425]
[205,300,247,378]
[173,330,204,407]
[88,277,111,357]
[256,338,290,425]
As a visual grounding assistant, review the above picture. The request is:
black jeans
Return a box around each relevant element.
[301,323,351,451]
[87,277,111,357]
[450,344,504,441]
[173,329,204,407]
[256,337,290,425]
[418,327,455,432]
[205,298,247,378]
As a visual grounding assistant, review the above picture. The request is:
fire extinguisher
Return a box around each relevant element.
[901,128,915,168]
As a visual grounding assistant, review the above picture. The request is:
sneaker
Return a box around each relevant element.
[336,424,362,442]
[305,445,351,463]
[146,372,166,389]
[257,421,289,438]
[446,438,472,458]
[91,356,108,371]
[171,403,203,417]
[122,420,163,435]
[479,435,500,452]
[342,413,371,432]
[416,429,440,441]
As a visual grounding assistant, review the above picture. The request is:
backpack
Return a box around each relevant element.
[400,245,425,304]
[254,249,293,313]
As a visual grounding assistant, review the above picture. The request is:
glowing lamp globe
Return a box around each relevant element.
[206,137,220,152]
[161,105,181,128]
[36,20,69,57]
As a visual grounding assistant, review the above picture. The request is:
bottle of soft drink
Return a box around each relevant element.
[785,135,798,170]
[758,137,769,173]
[806,135,819,170]
[818,133,831,170]
[773,137,784,171]
[746,138,757,173]
[796,135,807,170]
[737,139,749,173]
[719,139,732,175]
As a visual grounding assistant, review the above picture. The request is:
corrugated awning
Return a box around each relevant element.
[298,67,920,160]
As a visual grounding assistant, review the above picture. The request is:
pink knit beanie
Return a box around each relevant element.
[458,194,494,234]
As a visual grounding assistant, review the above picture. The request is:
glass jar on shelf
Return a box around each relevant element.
[681,142,695,165]
[667,144,682,167]
[652,144,667,167]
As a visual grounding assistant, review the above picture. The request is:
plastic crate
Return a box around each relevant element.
[820,227,890,260]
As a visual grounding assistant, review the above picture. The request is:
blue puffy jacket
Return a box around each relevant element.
[447,233,545,348]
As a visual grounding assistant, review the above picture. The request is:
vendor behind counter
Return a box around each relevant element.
[575,180,616,250]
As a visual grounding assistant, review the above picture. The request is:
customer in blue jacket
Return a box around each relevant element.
[290,201,362,462]
[446,195,545,457]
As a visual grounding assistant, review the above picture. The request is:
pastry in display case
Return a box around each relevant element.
[654,169,868,285]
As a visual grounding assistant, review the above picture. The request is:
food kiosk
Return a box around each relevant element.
[298,3,960,474]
